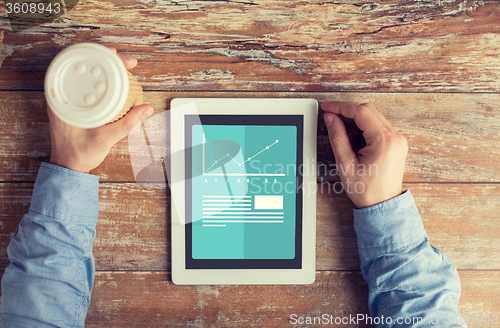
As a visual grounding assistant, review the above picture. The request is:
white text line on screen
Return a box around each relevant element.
[203,216,284,219]
[202,208,251,211]
[203,195,252,198]
[203,212,283,215]
[203,220,284,223]
[203,200,252,203]
[203,173,286,177]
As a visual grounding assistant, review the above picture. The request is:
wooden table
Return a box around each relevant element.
[1,1,499,327]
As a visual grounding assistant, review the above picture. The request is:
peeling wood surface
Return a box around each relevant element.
[83,271,500,328]
[1,183,498,272]
[0,91,498,182]
[0,1,499,326]
[85,271,371,328]
[0,1,500,91]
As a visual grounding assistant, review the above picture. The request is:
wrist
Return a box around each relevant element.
[352,190,426,259]
[351,186,404,209]
[354,189,407,209]
[49,154,91,174]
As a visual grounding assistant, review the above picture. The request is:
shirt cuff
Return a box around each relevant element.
[353,190,428,259]
[28,162,100,225]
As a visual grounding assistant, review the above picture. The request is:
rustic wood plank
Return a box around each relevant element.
[1,182,498,272]
[83,270,500,328]
[0,1,498,325]
[67,181,500,271]
[458,271,500,318]
[1,1,500,92]
[85,271,372,328]
[0,268,494,326]
[0,91,498,182]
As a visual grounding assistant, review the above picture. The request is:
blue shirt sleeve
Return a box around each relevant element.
[353,190,467,327]
[0,162,99,328]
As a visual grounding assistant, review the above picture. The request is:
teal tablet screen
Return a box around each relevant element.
[185,115,303,269]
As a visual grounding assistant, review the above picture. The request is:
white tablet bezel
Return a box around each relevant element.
[170,98,317,285]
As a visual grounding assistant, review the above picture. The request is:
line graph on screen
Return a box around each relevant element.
[202,134,285,177]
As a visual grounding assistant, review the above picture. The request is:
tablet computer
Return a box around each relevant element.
[170,98,317,285]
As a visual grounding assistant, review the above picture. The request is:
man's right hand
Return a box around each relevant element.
[322,102,408,209]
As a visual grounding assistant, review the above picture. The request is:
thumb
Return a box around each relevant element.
[324,113,357,168]
[101,104,155,145]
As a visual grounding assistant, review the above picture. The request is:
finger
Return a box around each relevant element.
[322,101,387,139]
[324,112,357,168]
[46,104,70,128]
[46,104,56,120]
[98,104,154,146]
[117,53,138,69]
[106,46,137,69]
[360,103,394,132]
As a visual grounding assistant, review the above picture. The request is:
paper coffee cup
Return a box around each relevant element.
[45,43,143,129]
[111,71,144,122]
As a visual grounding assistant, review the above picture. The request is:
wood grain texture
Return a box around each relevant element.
[86,271,371,328]
[1,182,498,272]
[0,91,498,182]
[83,270,500,328]
[459,271,500,316]
[1,1,500,92]
[0,0,498,325]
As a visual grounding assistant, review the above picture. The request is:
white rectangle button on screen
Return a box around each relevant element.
[254,195,283,210]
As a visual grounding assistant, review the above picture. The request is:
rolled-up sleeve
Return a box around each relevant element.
[354,190,467,327]
[0,162,99,328]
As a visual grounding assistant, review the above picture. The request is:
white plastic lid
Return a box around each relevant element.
[44,43,129,129]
